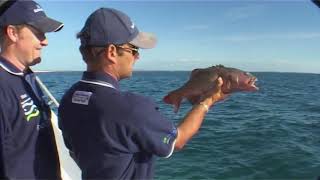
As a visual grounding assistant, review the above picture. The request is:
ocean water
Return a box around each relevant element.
[38,71,320,180]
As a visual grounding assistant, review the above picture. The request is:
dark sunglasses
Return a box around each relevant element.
[25,25,46,41]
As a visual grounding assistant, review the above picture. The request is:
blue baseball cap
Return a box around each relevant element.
[78,8,157,49]
[0,0,63,33]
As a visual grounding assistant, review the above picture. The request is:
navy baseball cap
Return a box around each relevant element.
[0,0,63,33]
[78,8,157,49]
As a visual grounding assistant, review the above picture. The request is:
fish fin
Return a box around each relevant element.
[163,95,171,104]
[173,98,182,113]
[163,94,182,113]
[174,105,179,113]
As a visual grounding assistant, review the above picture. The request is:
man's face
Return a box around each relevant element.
[15,25,48,67]
[116,43,139,80]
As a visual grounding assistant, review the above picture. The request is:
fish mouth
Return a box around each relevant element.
[248,77,259,90]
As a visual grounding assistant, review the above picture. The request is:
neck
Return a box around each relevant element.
[87,64,119,81]
[0,45,27,72]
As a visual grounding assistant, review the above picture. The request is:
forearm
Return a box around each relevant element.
[174,98,215,150]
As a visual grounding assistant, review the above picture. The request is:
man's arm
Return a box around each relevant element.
[174,77,226,150]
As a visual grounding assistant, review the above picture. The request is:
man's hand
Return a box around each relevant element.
[200,77,229,108]
[175,77,229,150]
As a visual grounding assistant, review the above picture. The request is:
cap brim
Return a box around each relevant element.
[130,32,157,49]
[28,16,64,33]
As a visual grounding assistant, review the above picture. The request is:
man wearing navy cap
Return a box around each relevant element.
[59,7,227,179]
[0,0,63,179]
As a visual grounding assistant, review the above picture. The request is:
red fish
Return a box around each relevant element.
[163,65,258,112]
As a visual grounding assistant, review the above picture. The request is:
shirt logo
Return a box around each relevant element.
[72,91,92,105]
[20,94,40,122]
[33,5,44,13]
[162,127,178,145]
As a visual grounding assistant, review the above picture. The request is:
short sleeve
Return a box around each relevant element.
[127,94,177,158]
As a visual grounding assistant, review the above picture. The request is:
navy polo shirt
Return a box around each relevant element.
[0,57,61,179]
[59,71,177,179]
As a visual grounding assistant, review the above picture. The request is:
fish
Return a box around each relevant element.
[163,65,258,112]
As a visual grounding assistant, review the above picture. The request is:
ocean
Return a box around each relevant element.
[38,71,320,180]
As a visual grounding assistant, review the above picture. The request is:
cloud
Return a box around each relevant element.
[224,58,320,73]
[135,57,213,71]
[284,32,320,39]
[166,58,204,69]
[222,32,320,42]
[224,4,266,21]
[183,25,210,31]
[175,58,200,63]
[135,56,319,73]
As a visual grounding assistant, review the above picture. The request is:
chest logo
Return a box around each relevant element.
[20,94,40,121]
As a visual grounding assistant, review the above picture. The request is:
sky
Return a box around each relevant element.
[35,0,320,73]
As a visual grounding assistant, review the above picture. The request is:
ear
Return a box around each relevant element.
[5,25,19,42]
[106,44,118,64]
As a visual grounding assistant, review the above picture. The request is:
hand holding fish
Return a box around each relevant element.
[163,65,258,112]
[174,77,228,150]
[197,77,228,112]
[172,66,258,150]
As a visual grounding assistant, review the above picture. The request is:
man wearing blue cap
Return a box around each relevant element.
[59,7,226,179]
[0,0,63,179]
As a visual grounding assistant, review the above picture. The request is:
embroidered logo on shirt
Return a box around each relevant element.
[72,91,92,105]
[162,128,178,145]
[20,94,40,122]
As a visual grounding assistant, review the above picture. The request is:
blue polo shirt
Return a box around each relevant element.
[58,71,177,179]
[0,57,61,179]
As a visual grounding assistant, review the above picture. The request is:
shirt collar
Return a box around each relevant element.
[82,71,120,90]
[0,56,33,76]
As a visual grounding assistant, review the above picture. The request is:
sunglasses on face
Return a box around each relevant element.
[24,25,46,41]
[94,44,139,57]
[116,45,139,57]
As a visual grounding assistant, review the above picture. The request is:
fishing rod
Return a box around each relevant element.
[35,76,60,107]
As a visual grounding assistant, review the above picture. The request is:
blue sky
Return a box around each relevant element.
[36,0,320,73]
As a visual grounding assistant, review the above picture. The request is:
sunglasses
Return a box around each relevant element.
[116,45,139,57]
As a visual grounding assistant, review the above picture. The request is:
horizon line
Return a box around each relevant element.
[34,70,320,75]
